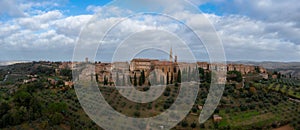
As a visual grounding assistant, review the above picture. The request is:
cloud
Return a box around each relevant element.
[205,14,300,61]
[54,15,92,37]
[205,0,300,26]
[0,11,92,61]
[0,0,299,62]
[0,0,25,17]
[0,0,68,18]
[15,10,63,30]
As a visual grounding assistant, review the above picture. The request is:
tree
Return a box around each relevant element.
[9,108,22,125]
[188,66,191,81]
[116,72,119,86]
[182,68,187,82]
[50,112,63,125]
[104,75,108,85]
[206,71,212,83]
[128,75,132,86]
[60,69,72,79]
[160,76,165,85]
[214,108,220,114]
[227,71,242,82]
[277,72,281,79]
[139,70,145,86]
[192,107,198,113]
[48,102,67,114]
[152,70,157,85]
[141,70,145,85]
[13,90,32,108]
[134,111,140,117]
[122,74,125,86]
[191,122,197,128]
[255,66,260,73]
[200,123,205,128]
[181,120,189,127]
[0,102,10,117]
[57,80,64,86]
[177,69,181,83]
[170,72,173,84]
[134,73,137,86]
[198,68,205,79]
[95,74,99,82]
[166,73,169,85]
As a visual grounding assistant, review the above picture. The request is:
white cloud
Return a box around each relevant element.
[15,10,63,30]
[205,14,300,61]
[54,15,92,37]
[0,0,25,17]
[0,0,299,61]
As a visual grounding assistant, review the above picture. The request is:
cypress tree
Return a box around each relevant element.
[116,72,119,86]
[134,73,137,86]
[95,74,99,82]
[166,72,169,85]
[170,72,173,84]
[177,69,181,83]
[122,74,125,86]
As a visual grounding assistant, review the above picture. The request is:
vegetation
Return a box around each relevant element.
[227,71,243,82]
[0,62,299,130]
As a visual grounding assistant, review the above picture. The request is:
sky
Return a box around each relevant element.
[0,0,299,62]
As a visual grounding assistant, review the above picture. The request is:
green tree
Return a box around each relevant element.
[227,71,242,82]
[170,72,173,84]
[60,69,72,79]
[177,69,181,83]
[48,102,67,114]
[104,75,108,85]
[0,102,10,117]
[134,73,137,86]
[160,76,165,85]
[95,74,99,82]
[188,66,191,81]
[152,70,157,85]
[277,72,281,79]
[255,66,260,73]
[166,73,169,85]
[116,72,119,86]
[134,111,140,117]
[128,75,131,86]
[200,123,205,128]
[206,71,212,83]
[191,122,197,128]
[139,70,145,86]
[198,67,205,79]
[122,74,125,86]
[181,120,189,127]
[50,112,63,125]
[57,80,64,86]
[13,90,32,108]
[9,108,22,125]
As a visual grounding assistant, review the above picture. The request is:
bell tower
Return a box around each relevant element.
[169,46,173,62]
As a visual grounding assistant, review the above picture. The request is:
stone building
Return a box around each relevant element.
[95,63,112,83]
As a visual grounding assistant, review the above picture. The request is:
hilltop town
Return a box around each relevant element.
[57,48,268,87]
[0,52,299,129]
[0,59,299,129]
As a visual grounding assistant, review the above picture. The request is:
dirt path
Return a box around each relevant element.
[273,125,294,130]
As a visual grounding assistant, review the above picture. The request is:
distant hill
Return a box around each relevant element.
[0,61,31,66]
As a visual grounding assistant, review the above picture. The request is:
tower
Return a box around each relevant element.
[169,46,173,62]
